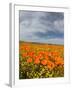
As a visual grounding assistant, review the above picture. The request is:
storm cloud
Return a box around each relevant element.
[19,10,64,45]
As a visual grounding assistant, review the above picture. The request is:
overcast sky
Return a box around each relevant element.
[19,10,64,45]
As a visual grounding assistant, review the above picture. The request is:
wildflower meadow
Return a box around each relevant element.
[19,41,64,79]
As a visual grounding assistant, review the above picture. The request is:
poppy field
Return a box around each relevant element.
[19,41,64,79]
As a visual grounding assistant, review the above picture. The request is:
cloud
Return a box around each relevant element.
[34,31,64,39]
[19,10,64,45]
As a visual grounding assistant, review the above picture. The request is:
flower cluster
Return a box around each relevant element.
[19,42,64,79]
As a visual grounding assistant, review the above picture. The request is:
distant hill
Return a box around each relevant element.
[19,41,64,46]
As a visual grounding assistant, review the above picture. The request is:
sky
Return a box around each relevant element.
[19,10,64,45]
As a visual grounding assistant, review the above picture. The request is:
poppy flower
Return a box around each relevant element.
[28,51,34,57]
[34,58,40,64]
[47,60,55,69]
[27,58,32,63]
[22,53,27,57]
[55,60,64,65]
[41,60,47,65]
[47,64,52,69]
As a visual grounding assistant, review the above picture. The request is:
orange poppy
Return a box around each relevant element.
[47,60,55,69]
[27,58,32,63]
[28,51,34,57]
[34,58,40,64]
[41,60,47,65]
[55,60,64,65]
[22,53,27,57]
[47,64,52,69]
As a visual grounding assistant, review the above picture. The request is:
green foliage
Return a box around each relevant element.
[19,55,64,79]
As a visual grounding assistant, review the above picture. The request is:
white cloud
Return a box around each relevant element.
[54,20,64,33]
